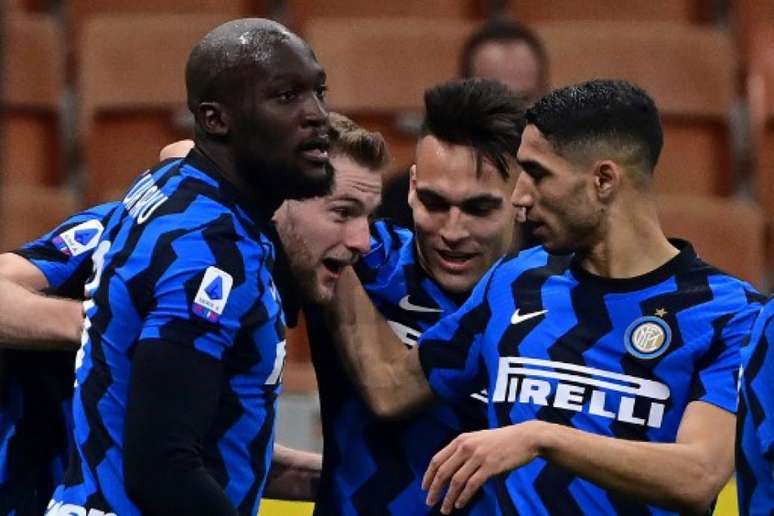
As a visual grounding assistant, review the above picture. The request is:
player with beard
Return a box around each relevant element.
[325,80,763,515]
[305,78,524,515]
[46,18,332,516]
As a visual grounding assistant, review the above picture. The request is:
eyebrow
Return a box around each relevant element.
[415,187,502,206]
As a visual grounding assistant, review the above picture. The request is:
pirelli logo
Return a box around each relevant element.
[492,357,671,429]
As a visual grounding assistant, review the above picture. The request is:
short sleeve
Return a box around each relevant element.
[691,300,762,413]
[741,302,774,457]
[417,261,499,404]
[137,228,275,362]
[13,202,119,290]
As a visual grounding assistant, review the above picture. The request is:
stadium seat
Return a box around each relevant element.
[0,185,80,251]
[747,27,774,221]
[304,17,478,167]
[536,21,737,196]
[289,0,481,33]
[657,194,767,289]
[78,14,233,203]
[283,311,318,394]
[510,0,713,24]
[1,13,64,187]
[735,0,774,61]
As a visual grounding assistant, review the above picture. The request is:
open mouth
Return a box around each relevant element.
[299,136,330,165]
[322,257,346,275]
[435,249,477,270]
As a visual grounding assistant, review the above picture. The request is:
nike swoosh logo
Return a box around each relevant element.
[511,308,548,325]
[399,295,442,313]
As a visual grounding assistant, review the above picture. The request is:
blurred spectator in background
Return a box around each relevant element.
[378,19,548,236]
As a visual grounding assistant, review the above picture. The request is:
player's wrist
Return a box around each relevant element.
[520,419,554,459]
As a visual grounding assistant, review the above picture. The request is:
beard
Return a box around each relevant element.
[276,212,329,305]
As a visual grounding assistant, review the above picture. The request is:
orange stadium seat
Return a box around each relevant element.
[1,13,64,187]
[305,17,477,169]
[510,0,714,24]
[289,0,481,33]
[536,21,737,196]
[0,185,80,251]
[78,14,234,204]
[283,311,318,394]
[747,27,774,220]
[658,194,767,289]
[735,0,774,61]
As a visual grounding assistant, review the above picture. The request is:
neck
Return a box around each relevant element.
[577,189,678,278]
[195,140,283,220]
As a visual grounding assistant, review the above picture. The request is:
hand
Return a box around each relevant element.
[421,422,543,514]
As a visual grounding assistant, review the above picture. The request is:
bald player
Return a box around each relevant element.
[46,18,330,515]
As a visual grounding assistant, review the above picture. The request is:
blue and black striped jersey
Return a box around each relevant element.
[1,202,117,516]
[419,243,762,515]
[737,297,774,515]
[47,152,287,515]
[309,220,495,515]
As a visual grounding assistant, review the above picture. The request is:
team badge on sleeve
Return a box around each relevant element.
[52,220,104,257]
[624,316,672,359]
[192,267,234,322]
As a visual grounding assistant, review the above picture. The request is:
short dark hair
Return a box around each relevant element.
[329,112,390,171]
[526,79,663,172]
[460,20,549,92]
[421,78,525,180]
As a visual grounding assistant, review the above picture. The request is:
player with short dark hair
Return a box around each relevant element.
[307,77,524,515]
[46,18,331,515]
[326,79,763,515]
[737,298,774,514]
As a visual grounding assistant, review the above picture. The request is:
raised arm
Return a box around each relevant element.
[326,266,435,419]
[424,401,732,515]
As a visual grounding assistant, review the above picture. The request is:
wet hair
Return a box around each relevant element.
[328,113,390,171]
[526,79,663,173]
[421,78,525,180]
[460,19,549,93]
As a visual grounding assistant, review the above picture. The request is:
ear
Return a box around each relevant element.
[196,102,230,137]
[592,160,621,202]
[407,164,418,207]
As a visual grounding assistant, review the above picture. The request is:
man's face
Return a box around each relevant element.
[470,40,543,105]
[513,124,603,254]
[409,136,518,295]
[231,37,333,200]
[275,154,382,304]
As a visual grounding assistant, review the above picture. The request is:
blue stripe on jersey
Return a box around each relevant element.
[48,152,286,515]
[310,220,497,516]
[1,203,118,516]
[737,297,774,515]
[419,242,762,515]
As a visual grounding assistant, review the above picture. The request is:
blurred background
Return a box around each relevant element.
[1,1,771,514]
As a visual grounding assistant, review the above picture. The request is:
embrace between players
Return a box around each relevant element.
[0,17,770,516]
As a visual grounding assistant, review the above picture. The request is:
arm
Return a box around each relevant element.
[424,401,733,515]
[123,340,237,515]
[0,252,50,290]
[326,266,435,419]
[0,270,81,349]
[264,444,321,501]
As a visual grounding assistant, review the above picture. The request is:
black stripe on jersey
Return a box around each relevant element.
[13,245,70,265]
[736,394,756,516]
[745,289,768,306]
[237,399,277,515]
[744,322,771,429]
[533,463,584,516]
[690,313,735,402]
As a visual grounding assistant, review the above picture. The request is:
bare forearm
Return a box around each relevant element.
[327,266,435,418]
[264,444,321,501]
[533,418,731,513]
[0,276,82,349]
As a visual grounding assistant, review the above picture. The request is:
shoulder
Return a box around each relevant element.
[358,219,415,272]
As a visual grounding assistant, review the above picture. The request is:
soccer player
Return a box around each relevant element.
[305,78,523,515]
[46,18,332,515]
[327,79,764,515]
[737,298,774,514]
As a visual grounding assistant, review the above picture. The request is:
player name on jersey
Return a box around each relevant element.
[492,357,670,429]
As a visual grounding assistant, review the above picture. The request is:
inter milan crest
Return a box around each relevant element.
[624,315,672,360]
[193,266,233,322]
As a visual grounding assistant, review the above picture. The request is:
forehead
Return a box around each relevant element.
[258,37,325,83]
[327,154,382,203]
[414,135,514,198]
[517,124,557,163]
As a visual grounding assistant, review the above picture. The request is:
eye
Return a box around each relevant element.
[316,85,328,100]
[278,90,298,103]
[418,195,448,213]
[331,206,353,220]
[464,205,496,217]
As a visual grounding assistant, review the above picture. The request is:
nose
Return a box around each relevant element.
[344,217,372,255]
[303,92,327,126]
[511,173,534,222]
[439,207,470,247]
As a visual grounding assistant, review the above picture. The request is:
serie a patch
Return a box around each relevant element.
[53,220,104,257]
[192,267,234,323]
